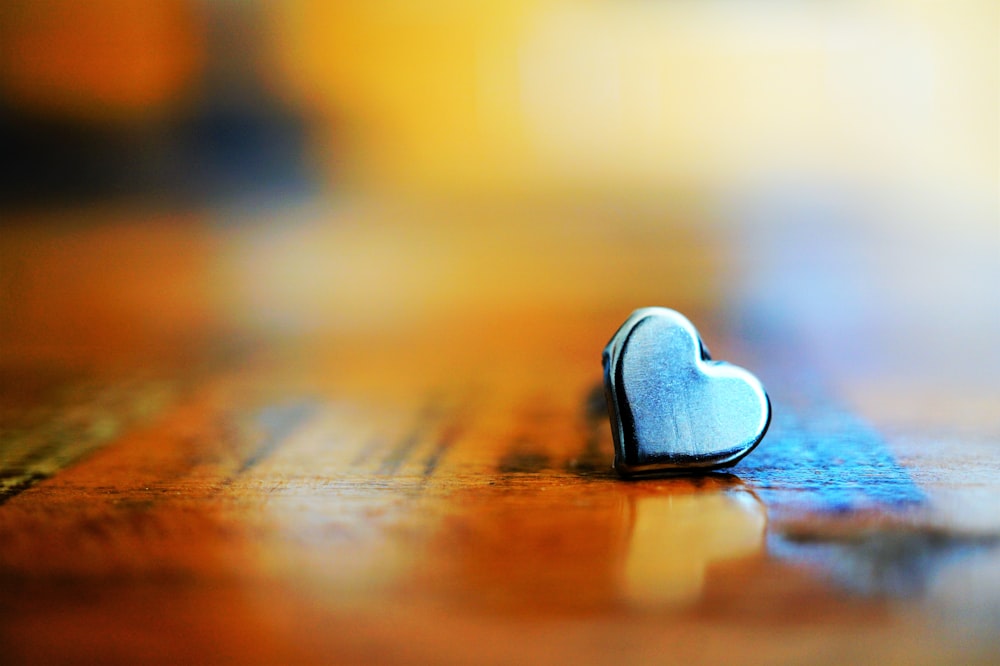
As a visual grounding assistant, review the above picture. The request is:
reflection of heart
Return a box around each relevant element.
[622,488,766,606]
[603,307,770,477]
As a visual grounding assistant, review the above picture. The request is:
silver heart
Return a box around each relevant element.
[603,307,770,477]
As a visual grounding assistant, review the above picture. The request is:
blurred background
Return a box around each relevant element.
[3,1,994,203]
[1,0,997,423]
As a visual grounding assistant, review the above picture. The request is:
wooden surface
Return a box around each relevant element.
[1,203,999,664]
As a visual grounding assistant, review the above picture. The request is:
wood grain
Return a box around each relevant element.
[1,205,998,664]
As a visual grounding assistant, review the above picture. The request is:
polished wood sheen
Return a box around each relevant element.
[1,205,998,664]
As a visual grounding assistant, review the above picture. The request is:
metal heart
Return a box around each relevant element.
[603,308,770,477]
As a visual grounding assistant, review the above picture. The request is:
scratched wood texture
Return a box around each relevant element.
[1,204,998,665]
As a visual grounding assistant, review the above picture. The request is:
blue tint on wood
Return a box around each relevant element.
[736,406,925,513]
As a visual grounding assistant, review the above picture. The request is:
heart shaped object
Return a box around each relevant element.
[603,307,770,477]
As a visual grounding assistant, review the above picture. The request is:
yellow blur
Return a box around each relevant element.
[2,1,994,203]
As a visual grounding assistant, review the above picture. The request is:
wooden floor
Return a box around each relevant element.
[1,201,998,664]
